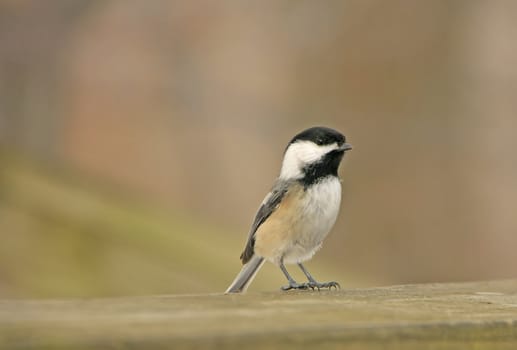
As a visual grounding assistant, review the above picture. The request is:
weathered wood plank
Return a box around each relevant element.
[1,280,516,349]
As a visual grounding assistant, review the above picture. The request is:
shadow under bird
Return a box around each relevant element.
[225,126,352,293]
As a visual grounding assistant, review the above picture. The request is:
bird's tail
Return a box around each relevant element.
[225,255,265,294]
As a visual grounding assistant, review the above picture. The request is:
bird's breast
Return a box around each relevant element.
[298,176,342,244]
[253,176,342,264]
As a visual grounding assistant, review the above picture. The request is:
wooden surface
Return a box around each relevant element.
[1,280,517,349]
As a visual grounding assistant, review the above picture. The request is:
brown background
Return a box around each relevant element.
[1,0,516,297]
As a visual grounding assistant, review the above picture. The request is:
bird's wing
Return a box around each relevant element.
[239,180,290,264]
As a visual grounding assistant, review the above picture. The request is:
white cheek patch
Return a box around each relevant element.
[279,141,338,180]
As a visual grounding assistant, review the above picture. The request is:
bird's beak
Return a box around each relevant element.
[339,143,353,152]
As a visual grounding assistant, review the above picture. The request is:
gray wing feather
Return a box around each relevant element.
[239,180,290,264]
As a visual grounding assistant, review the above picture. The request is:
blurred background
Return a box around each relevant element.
[1,0,516,298]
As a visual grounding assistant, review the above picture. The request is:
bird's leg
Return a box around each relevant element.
[298,263,340,290]
[279,262,309,291]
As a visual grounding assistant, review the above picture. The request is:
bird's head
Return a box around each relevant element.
[279,126,352,181]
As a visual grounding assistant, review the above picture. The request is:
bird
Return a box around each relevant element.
[225,126,352,293]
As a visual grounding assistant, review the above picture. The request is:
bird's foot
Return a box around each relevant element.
[306,281,340,291]
[281,281,340,291]
[281,282,310,291]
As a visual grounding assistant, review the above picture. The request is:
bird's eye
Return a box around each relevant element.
[315,138,324,145]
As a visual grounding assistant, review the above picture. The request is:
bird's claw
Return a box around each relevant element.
[307,281,340,290]
[281,282,310,291]
[281,281,340,291]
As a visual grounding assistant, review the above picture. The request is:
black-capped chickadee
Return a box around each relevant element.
[225,126,352,293]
